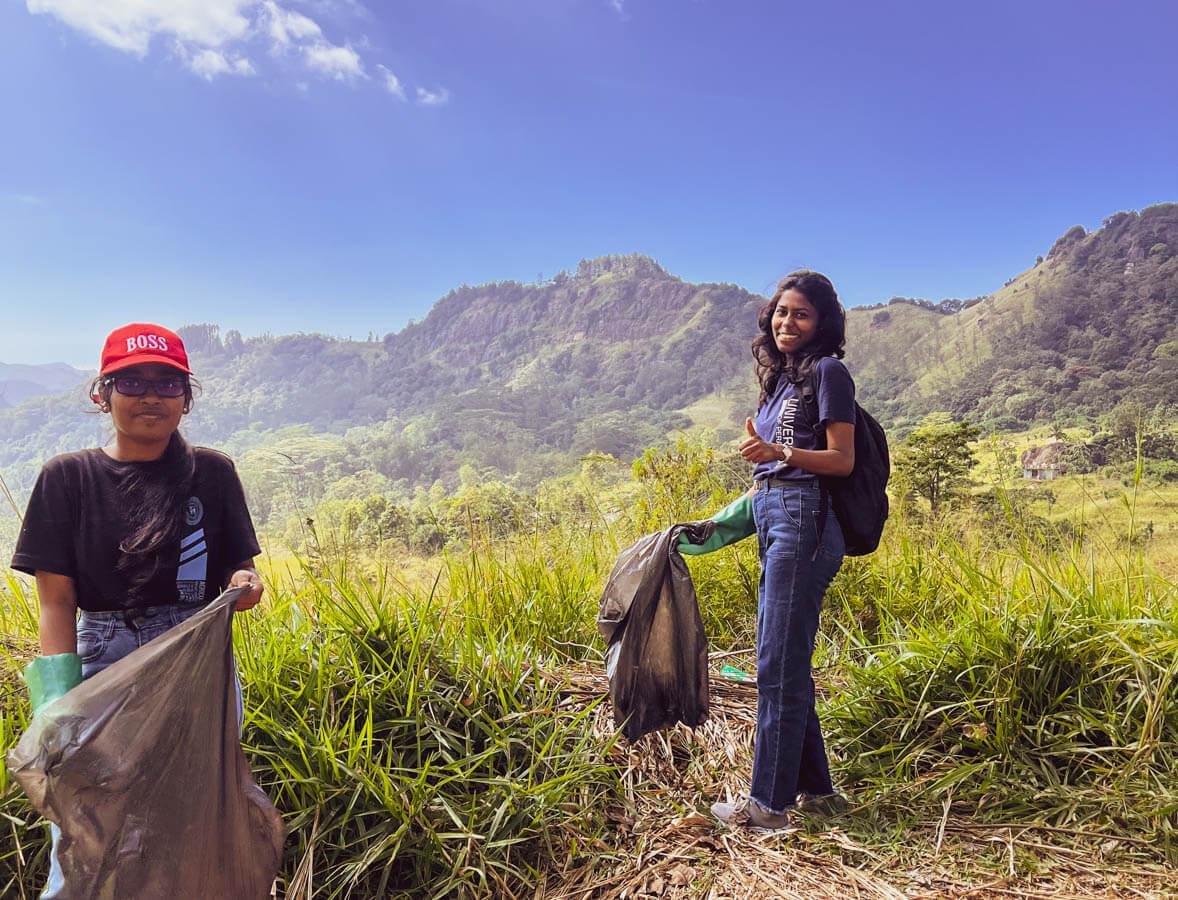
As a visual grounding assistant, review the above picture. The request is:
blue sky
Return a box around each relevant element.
[1,0,1175,367]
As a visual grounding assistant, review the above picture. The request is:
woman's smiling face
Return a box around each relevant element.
[771,288,819,358]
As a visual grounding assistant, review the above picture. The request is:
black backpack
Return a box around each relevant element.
[798,368,890,556]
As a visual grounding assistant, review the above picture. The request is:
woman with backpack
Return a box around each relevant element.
[707,271,857,830]
[11,323,264,897]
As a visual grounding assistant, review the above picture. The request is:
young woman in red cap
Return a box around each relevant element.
[11,323,264,898]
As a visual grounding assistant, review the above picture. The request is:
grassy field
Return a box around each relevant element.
[1,447,1177,897]
[972,425,1178,577]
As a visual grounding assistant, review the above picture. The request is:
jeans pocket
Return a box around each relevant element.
[760,488,810,559]
[777,488,803,528]
[76,620,112,665]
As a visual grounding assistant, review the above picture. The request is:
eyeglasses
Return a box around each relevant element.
[106,375,188,398]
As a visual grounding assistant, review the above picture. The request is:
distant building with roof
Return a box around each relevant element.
[1021,440,1071,480]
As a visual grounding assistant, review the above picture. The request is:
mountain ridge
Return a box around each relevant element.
[847,203,1177,428]
[1,205,1174,494]
[0,362,89,409]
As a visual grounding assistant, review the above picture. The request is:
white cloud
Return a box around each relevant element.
[303,41,364,80]
[376,64,405,100]
[265,2,368,87]
[416,86,450,107]
[26,1,442,100]
[27,0,255,56]
[292,0,369,19]
[27,0,350,83]
[609,0,626,15]
[184,47,256,79]
[263,0,320,49]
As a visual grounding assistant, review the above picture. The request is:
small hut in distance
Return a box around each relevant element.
[1021,440,1069,480]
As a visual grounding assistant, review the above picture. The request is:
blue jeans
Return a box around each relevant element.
[749,480,845,815]
[42,602,243,899]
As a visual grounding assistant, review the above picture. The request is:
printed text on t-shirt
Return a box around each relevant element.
[773,397,799,447]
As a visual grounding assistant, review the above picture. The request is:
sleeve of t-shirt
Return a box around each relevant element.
[11,457,77,578]
[219,458,262,568]
[816,358,857,426]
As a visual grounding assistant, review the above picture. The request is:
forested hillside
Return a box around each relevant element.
[848,203,1178,427]
[0,254,762,496]
[0,205,1174,503]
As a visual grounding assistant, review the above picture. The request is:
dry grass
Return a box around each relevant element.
[537,667,1178,900]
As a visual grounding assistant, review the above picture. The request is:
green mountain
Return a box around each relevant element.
[1,205,1174,499]
[0,255,765,494]
[846,203,1178,428]
[211,255,755,428]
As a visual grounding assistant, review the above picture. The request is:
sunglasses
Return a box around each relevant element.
[105,375,189,398]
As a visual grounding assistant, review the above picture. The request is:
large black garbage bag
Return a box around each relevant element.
[598,522,715,741]
[7,588,285,899]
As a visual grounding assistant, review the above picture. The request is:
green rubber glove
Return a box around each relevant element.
[678,493,755,555]
[24,653,83,716]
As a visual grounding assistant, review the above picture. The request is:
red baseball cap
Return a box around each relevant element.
[99,323,192,376]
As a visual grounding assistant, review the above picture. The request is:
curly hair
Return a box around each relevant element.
[751,270,846,406]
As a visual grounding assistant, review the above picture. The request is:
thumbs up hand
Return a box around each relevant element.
[739,417,790,464]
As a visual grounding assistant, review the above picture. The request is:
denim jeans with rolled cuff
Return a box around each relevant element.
[749,479,845,816]
[41,601,244,899]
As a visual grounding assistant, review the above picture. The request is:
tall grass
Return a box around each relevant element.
[2,474,1176,894]
[0,560,623,898]
[0,575,41,896]
[234,560,621,898]
[822,523,1178,851]
[438,529,614,666]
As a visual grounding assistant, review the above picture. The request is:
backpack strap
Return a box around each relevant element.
[797,368,824,440]
[798,364,828,560]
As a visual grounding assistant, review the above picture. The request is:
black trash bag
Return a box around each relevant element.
[597,522,716,741]
[7,588,285,899]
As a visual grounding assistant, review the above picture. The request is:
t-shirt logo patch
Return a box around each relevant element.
[184,496,204,526]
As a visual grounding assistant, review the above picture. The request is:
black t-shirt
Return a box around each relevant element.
[11,447,261,612]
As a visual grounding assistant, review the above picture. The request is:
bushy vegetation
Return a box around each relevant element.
[2,432,1175,896]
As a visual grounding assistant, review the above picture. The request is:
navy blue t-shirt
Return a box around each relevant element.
[752,356,857,482]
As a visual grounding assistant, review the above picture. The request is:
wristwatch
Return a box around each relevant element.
[779,444,793,464]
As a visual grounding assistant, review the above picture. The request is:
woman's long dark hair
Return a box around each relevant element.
[752,270,846,406]
[91,375,197,602]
